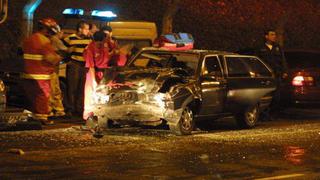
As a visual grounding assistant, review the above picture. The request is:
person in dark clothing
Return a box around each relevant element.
[63,21,91,116]
[256,29,288,120]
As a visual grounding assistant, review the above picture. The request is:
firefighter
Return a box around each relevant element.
[63,21,91,116]
[22,18,62,125]
[49,30,67,118]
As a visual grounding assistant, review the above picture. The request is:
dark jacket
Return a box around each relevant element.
[256,43,288,77]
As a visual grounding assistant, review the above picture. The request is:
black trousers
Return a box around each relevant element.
[66,60,86,114]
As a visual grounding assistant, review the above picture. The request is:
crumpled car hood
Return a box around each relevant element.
[99,67,185,93]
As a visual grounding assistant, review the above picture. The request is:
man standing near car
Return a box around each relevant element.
[256,29,288,120]
[63,21,91,116]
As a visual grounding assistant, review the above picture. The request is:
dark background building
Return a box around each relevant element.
[1,0,320,71]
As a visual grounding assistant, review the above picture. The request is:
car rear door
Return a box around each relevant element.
[199,55,227,116]
[224,55,276,113]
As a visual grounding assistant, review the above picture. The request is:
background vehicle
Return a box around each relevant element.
[90,48,276,135]
[108,21,157,50]
[0,0,26,108]
[281,50,320,106]
[0,72,25,108]
[59,20,157,76]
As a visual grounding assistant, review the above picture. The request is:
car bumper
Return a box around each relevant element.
[282,86,320,106]
[93,103,182,126]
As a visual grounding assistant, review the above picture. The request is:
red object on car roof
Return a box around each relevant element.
[153,33,194,51]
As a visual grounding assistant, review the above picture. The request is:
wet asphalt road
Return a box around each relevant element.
[0,108,320,179]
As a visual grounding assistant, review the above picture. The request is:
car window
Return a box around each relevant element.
[245,57,272,77]
[226,56,272,78]
[202,56,222,77]
[226,57,251,77]
[130,51,199,76]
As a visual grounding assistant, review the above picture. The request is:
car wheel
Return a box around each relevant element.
[236,104,259,129]
[169,107,194,135]
[106,119,121,129]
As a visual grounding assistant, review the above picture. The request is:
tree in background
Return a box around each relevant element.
[174,0,320,51]
[161,0,180,34]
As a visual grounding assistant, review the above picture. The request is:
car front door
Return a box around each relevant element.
[224,55,276,112]
[199,55,227,116]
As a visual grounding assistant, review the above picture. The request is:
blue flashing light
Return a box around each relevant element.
[91,10,117,18]
[62,8,84,16]
[23,0,42,19]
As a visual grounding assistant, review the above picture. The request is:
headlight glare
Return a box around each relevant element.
[154,93,167,108]
[93,92,110,104]
[0,80,5,92]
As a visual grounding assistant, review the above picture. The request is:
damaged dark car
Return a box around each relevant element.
[90,48,276,135]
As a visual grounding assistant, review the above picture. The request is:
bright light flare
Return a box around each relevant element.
[292,75,314,87]
[62,8,84,15]
[153,93,166,108]
[91,10,117,18]
[93,92,110,104]
[0,80,5,92]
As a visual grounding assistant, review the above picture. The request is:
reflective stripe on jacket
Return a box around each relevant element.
[23,32,60,77]
[21,73,51,80]
[23,54,44,61]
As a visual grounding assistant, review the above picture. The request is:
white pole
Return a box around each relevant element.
[22,0,42,37]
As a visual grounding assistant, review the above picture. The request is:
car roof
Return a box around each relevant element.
[140,47,238,56]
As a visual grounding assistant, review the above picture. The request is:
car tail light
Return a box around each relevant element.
[292,75,314,86]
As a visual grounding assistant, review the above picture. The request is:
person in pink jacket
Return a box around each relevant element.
[83,31,115,120]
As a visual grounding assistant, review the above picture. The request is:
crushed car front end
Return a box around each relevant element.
[89,68,194,128]
[92,89,182,127]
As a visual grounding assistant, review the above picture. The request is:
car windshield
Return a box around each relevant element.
[285,51,320,69]
[129,51,199,76]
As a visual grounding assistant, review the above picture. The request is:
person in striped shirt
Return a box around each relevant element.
[63,21,91,116]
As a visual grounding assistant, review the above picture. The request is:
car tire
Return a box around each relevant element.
[106,119,121,129]
[236,104,259,129]
[169,106,194,135]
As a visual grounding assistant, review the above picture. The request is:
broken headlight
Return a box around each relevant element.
[93,92,110,104]
[153,93,171,108]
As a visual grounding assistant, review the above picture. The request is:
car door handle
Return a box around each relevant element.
[261,80,271,85]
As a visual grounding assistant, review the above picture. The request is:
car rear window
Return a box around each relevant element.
[285,51,320,69]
